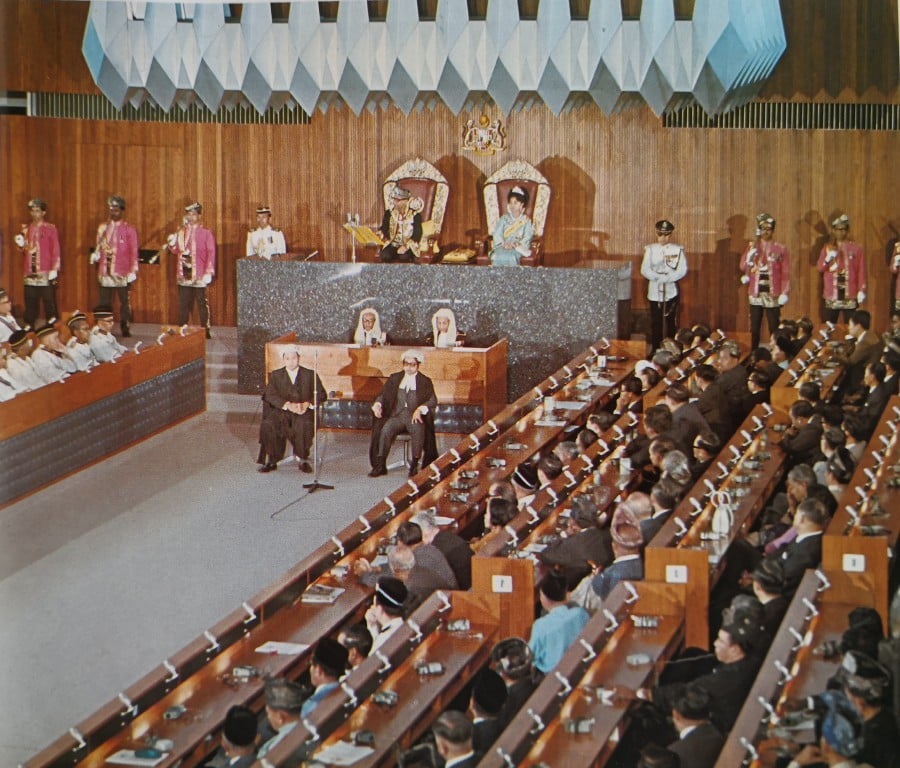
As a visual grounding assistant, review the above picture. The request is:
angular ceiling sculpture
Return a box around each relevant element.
[82,0,786,117]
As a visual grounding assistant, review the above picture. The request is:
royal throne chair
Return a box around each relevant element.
[477,159,551,266]
[382,158,449,264]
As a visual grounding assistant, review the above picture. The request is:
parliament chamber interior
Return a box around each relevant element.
[2,1,900,767]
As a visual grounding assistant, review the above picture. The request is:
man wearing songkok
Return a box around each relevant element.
[528,570,589,674]
[0,349,23,402]
[0,288,22,343]
[786,689,872,768]
[6,329,46,391]
[90,305,128,362]
[365,576,408,654]
[352,307,387,346]
[164,201,216,337]
[220,704,257,768]
[751,558,789,645]
[379,186,422,263]
[245,205,286,260]
[432,711,481,768]
[257,678,305,759]
[257,346,326,474]
[15,197,61,328]
[31,323,76,384]
[91,195,139,337]
[666,683,725,768]
[740,212,791,350]
[469,668,508,753]
[589,503,645,602]
[65,312,99,371]
[429,307,464,348]
[301,637,348,718]
[818,214,867,324]
[490,637,538,728]
[490,185,534,266]
[368,349,437,478]
[641,219,688,351]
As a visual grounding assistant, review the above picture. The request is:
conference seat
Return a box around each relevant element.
[382,158,449,263]
[478,159,551,267]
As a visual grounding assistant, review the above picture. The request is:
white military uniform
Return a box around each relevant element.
[89,327,127,362]
[7,355,46,391]
[0,368,23,401]
[66,337,99,371]
[0,314,22,344]
[246,226,286,260]
[31,345,76,384]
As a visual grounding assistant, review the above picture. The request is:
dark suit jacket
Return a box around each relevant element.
[780,418,823,468]
[591,555,643,601]
[769,531,823,596]
[860,383,890,437]
[472,717,504,754]
[717,365,750,431]
[695,382,730,442]
[539,527,613,577]
[369,370,438,465]
[846,330,883,393]
[433,530,473,590]
[668,722,725,768]
[671,402,711,455]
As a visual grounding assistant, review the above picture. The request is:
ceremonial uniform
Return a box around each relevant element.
[740,214,791,349]
[641,220,687,351]
[0,367,21,402]
[66,337,99,371]
[89,327,127,363]
[167,203,216,332]
[490,211,534,266]
[92,198,139,335]
[31,344,75,384]
[246,225,286,260]
[7,354,46,391]
[17,199,61,328]
[258,364,327,469]
[817,216,866,323]
[379,187,422,263]
[0,295,22,343]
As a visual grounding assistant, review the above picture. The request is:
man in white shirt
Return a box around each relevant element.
[0,288,22,343]
[641,219,687,352]
[245,205,286,259]
[65,312,99,371]
[365,576,408,654]
[0,349,23,402]
[6,330,46,391]
[31,323,76,384]
[89,306,127,363]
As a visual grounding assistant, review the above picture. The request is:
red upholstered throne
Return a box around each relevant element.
[382,158,449,263]
[478,160,551,266]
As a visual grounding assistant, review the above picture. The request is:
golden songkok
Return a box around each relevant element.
[107,195,126,209]
[28,197,47,211]
[832,214,850,229]
[184,201,203,213]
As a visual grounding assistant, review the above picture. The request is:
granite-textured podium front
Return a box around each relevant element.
[237,262,628,405]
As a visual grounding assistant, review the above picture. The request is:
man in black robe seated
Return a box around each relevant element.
[257,347,326,473]
[369,349,437,478]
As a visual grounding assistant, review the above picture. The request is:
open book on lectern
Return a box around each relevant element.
[343,223,386,247]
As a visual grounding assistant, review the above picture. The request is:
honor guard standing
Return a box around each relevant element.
[14,197,61,328]
[817,214,866,324]
[165,201,216,338]
[641,219,687,352]
[91,195,139,337]
[245,205,286,260]
[740,213,791,350]
[379,187,422,263]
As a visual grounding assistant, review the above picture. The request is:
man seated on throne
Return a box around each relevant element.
[379,187,422,263]
[490,186,534,266]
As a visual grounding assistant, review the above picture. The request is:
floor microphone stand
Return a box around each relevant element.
[304,348,333,492]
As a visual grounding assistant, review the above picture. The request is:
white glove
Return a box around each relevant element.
[166,233,177,248]
[777,293,789,306]
[202,274,212,286]
[89,251,100,264]
[49,270,58,281]
[746,249,757,265]
[127,272,137,284]
[740,275,750,285]
[824,249,837,263]
[14,234,26,248]
[857,291,866,304]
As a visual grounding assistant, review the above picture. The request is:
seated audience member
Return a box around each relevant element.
[688,323,712,349]
[649,608,761,734]
[6,330,46,391]
[337,623,373,669]
[490,637,538,728]
[659,450,692,498]
[429,307,463,348]
[587,410,617,435]
[842,412,867,465]
[575,427,598,453]
[638,434,677,493]
[621,404,674,470]
[511,461,539,509]
[714,340,749,432]
[690,431,721,483]
[490,185,534,267]
[89,305,127,362]
[821,402,845,430]
[852,361,890,438]
[764,497,826,597]
[798,380,823,415]
[65,311,99,371]
[691,364,730,443]
[552,440,579,466]
[744,370,771,409]
[487,478,518,505]
[814,427,847,485]
[365,576,408,653]
[432,710,481,768]
[220,705,258,768]
[770,332,794,369]
[396,521,457,588]
[781,400,824,469]
[785,690,868,768]
[480,496,518,546]
[883,350,900,396]
[823,446,855,503]
[834,309,883,397]
[385,545,451,610]
[368,349,437,478]
[637,744,681,768]
[536,452,563,491]
[0,288,22,343]
[664,382,711,456]
[411,508,473,590]
[652,349,679,375]
[666,684,725,768]
[674,327,695,350]
[0,348,24,401]
[528,570,589,674]
[613,375,644,416]
[538,494,613,583]
[352,307,387,346]
[748,345,783,387]
[258,347,327,474]
[642,484,678,542]
[258,679,305,759]
[468,668,508,753]
[301,638,349,718]
[637,360,662,392]
[837,651,900,768]
[31,322,76,384]
[751,559,789,645]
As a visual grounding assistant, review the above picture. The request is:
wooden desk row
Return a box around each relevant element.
[771,323,846,414]
[24,338,642,768]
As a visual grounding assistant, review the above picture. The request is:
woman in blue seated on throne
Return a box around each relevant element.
[490,186,534,267]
